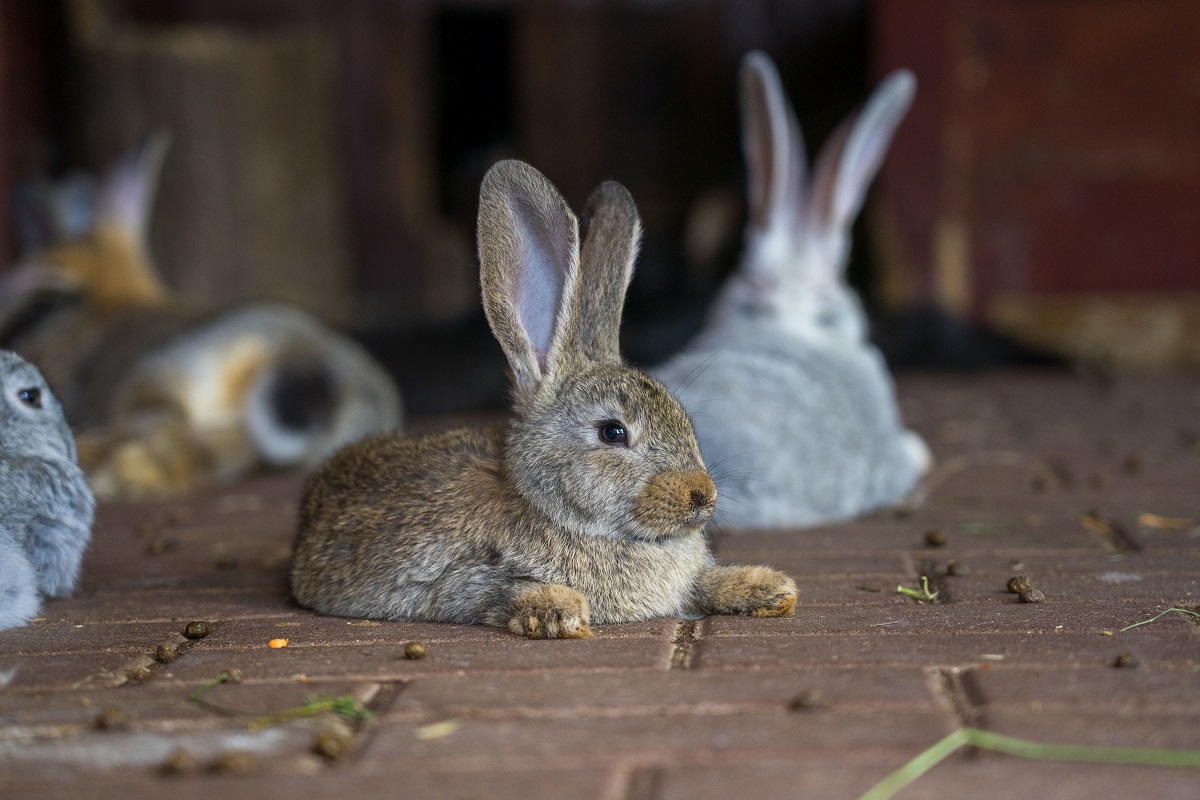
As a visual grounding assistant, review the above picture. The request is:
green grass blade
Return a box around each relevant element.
[858,729,968,800]
[1119,607,1200,632]
[859,728,1200,800]
[963,729,1200,766]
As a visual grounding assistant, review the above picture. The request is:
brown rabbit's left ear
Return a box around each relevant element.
[576,181,640,364]
[95,131,171,241]
[478,160,581,398]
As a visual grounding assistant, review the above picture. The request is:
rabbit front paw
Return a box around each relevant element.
[507,583,593,639]
[697,565,797,617]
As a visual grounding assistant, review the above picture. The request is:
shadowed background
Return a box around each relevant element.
[2,0,1197,413]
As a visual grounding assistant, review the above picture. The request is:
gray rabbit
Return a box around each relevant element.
[652,52,929,528]
[0,351,94,631]
[292,161,797,637]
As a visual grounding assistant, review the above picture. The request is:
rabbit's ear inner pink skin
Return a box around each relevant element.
[707,57,915,351]
[478,160,583,401]
[95,132,171,244]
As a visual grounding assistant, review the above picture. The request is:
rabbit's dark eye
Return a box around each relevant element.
[598,421,628,446]
[17,387,42,409]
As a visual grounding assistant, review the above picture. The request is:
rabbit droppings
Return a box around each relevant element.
[653,52,930,528]
[291,161,796,638]
[0,351,94,630]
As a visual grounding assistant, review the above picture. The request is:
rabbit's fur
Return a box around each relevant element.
[2,135,401,498]
[292,161,796,637]
[0,351,94,631]
[652,52,929,528]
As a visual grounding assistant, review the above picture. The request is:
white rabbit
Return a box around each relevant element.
[0,351,94,630]
[653,51,929,528]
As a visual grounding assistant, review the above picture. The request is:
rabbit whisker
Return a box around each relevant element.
[670,352,721,400]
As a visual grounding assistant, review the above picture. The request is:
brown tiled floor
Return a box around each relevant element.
[2,372,1198,799]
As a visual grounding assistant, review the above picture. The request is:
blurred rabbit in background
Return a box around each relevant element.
[653,52,929,529]
[1,135,402,499]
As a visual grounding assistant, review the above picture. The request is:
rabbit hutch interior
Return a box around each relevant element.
[1,1,1199,798]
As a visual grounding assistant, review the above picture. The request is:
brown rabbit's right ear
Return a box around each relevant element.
[95,132,171,242]
[740,51,807,232]
[576,181,640,364]
[478,160,581,399]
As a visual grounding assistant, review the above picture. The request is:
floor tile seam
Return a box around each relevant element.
[929,666,986,732]
[14,620,693,636]
[0,674,403,696]
[0,717,254,743]
[0,632,658,652]
[1,665,697,694]
[0,700,943,739]
[371,701,1200,723]
[696,626,1200,638]
[31,590,1191,632]
[155,634,677,652]
[702,627,1199,638]
[24,613,310,627]
[6,623,1195,657]
[71,586,281,598]
[940,701,1200,716]
[373,700,940,724]
[690,659,1200,674]
[0,684,406,736]
[337,679,407,771]
[333,742,945,776]
[343,744,928,779]
[0,745,922,782]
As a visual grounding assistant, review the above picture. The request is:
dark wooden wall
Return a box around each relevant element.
[7,0,872,329]
[874,0,1200,369]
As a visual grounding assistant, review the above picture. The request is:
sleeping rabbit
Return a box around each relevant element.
[291,160,797,637]
[2,135,401,499]
[652,52,930,528]
[0,351,94,631]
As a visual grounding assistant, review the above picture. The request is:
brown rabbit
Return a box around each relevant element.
[1,135,401,498]
[291,160,797,637]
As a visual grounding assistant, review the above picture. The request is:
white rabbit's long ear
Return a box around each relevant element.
[478,160,581,398]
[95,131,171,240]
[806,70,915,243]
[576,181,640,364]
[740,51,807,232]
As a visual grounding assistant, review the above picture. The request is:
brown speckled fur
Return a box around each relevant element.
[291,161,795,636]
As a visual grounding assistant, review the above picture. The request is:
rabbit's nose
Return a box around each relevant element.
[686,473,717,511]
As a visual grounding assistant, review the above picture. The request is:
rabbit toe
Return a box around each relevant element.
[507,584,593,640]
[703,565,797,617]
[743,569,797,617]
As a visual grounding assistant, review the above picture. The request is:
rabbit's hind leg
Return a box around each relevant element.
[0,533,41,630]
